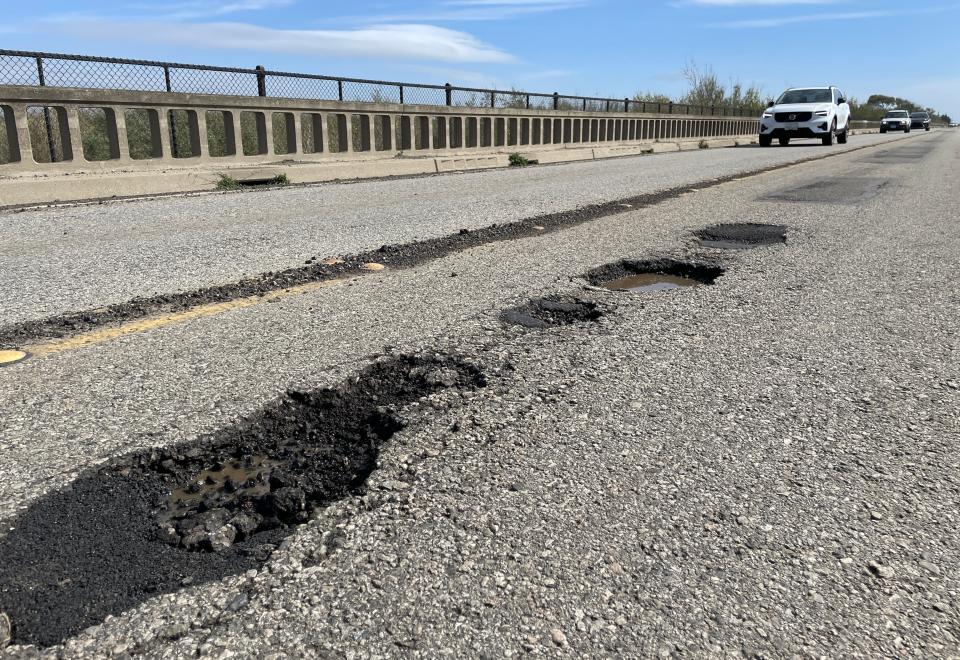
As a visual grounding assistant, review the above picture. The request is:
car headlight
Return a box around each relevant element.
[762,112,773,118]
[815,111,829,116]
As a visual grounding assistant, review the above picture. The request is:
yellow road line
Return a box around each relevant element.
[19,278,348,360]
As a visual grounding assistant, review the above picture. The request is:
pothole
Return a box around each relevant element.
[501,296,602,328]
[695,223,788,249]
[586,258,723,293]
[761,177,890,205]
[0,352,485,648]
[600,273,699,292]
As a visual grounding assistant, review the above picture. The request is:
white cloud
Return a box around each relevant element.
[337,0,587,22]
[124,0,296,20]
[47,20,515,63]
[687,0,839,5]
[709,4,960,27]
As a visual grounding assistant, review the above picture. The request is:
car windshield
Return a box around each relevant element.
[885,111,909,118]
[910,112,928,118]
[776,89,832,104]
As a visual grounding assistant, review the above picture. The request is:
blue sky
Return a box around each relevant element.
[3,0,958,117]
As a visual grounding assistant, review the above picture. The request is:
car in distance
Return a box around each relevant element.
[910,112,931,131]
[759,86,851,147]
[880,110,911,133]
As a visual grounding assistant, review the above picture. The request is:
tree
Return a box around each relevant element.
[633,91,672,104]
[679,61,763,111]
[849,94,950,123]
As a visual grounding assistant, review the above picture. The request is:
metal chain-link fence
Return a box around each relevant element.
[0,49,763,117]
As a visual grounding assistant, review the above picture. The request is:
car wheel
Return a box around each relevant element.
[880,126,887,133]
[759,135,772,147]
[837,123,848,144]
[822,121,835,146]
[778,137,790,146]
[926,126,931,131]
[905,127,911,133]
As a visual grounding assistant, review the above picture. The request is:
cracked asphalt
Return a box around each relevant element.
[1,130,959,658]
[0,132,912,326]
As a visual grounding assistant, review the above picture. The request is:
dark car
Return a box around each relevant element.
[911,112,931,131]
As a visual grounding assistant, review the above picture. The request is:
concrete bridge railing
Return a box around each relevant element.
[0,86,761,176]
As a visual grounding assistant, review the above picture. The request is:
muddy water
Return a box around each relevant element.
[168,456,278,514]
[601,273,700,293]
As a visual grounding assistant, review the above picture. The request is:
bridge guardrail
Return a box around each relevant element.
[0,49,762,118]
[0,85,761,173]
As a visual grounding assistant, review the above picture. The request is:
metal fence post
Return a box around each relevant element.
[668,102,674,114]
[163,64,178,158]
[553,93,559,111]
[337,80,344,102]
[256,65,266,97]
[445,83,452,106]
[526,94,530,110]
[399,85,404,104]
[624,97,630,113]
[605,99,610,112]
[490,91,495,108]
[35,57,59,162]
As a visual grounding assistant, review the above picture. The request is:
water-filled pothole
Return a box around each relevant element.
[501,296,602,328]
[586,258,723,293]
[695,223,787,249]
[0,352,485,648]
[600,273,698,293]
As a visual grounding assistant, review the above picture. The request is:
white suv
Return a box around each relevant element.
[759,86,851,147]
[879,110,911,133]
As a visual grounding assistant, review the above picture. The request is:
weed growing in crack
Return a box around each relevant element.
[216,175,240,190]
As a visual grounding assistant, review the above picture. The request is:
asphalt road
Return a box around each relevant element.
[0,131,917,326]
[1,130,958,657]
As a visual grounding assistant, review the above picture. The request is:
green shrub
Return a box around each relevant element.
[272,173,290,186]
[216,175,239,190]
[698,139,709,149]
[508,152,530,167]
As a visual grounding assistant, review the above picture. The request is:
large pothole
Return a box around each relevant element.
[695,223,787,249]
[586,258,723,293]
[501,296,602,328]
[0,353,485,648]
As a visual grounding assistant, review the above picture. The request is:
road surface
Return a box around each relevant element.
[1,131,958,657]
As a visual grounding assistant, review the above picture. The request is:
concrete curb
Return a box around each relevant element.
[0,137,759,208]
